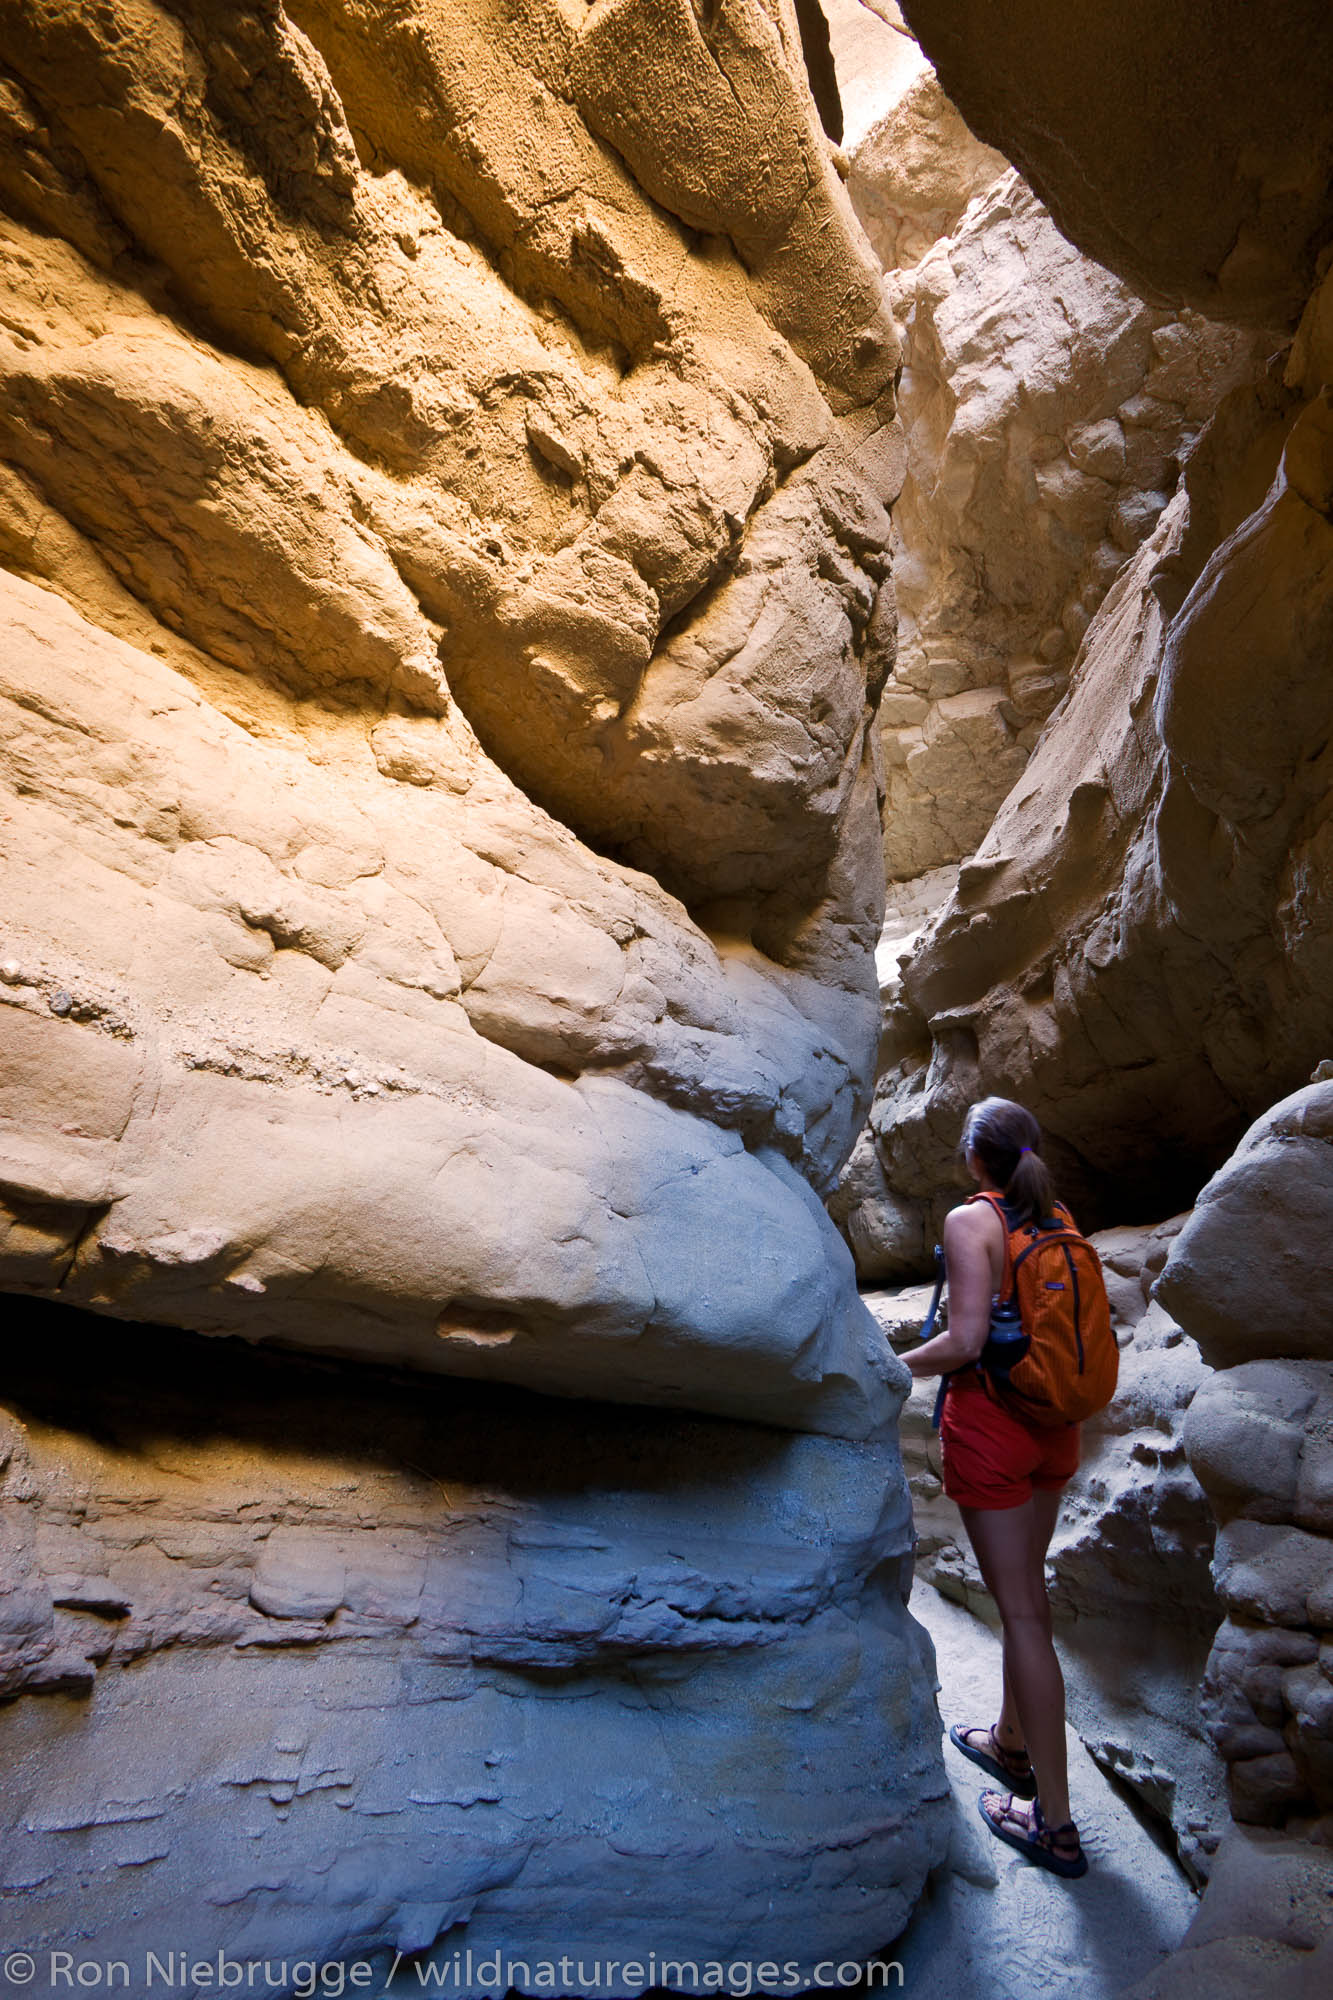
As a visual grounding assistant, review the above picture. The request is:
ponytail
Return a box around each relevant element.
[961,1097,1057,1224]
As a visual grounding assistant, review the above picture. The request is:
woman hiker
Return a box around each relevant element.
[904,1096,1095,1880]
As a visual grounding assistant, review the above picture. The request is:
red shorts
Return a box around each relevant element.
[939,1371,1080,1511]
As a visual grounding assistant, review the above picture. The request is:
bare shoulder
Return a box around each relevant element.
[943,1197,1004,1252]
[942,1194,1006,1310]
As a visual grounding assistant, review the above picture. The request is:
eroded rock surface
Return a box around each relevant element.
[1158,1083,1333,1371]
[845,63,1001,274]
[1161,1085,1333,1836]
[864,254,1333,1268]
[824,14,1272,898]
[0,3,950,1978]
[0,1298,948,1985]
[875,175,1267,882]
[0,0,907,1425]
[0,569,894,1435]
[1117,1826,1333,2000]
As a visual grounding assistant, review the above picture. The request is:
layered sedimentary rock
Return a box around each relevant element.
[0,1297,947,1985]
[874,176,1267,882]
[1160,1084,1333,1835]
[861,251,1333,1270]
[0,1,950,1983]
[0,566,891,1435]
[0,0,906,1426]
[827,13,1271,895]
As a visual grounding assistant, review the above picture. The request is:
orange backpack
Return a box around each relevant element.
[967,1191,1119,1427]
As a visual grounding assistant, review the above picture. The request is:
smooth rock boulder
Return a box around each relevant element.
[0,1298,949,1988]
[0,569,896,1435]
[1158,1083,1333,1368]
[0,0,906,1424]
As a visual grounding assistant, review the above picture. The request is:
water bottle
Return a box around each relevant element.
[981,1293,1028,1382]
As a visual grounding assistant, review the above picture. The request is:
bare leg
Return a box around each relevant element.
[996,1486,1061,1749]
[961,1492,1073,1828]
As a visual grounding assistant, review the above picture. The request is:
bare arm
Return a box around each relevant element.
[903,1200,1002,1378]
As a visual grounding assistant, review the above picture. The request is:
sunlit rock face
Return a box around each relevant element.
[0,1299,948,1987]
[874,176,1267,883]
[830,10,1270,895]
[0,0,907,1430]
[0,3,953,1978]
[862,250,1333,1271]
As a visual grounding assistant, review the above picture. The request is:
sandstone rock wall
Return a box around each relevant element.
[0,0,906,1425]
[826,16,1271,898]
[855,10,1333,1265]
[862,253,1333,1270]
[845,9,1333,1983]
[1114,1085,1333,2000]
[845,63,1000,273]
[1161,1084,1333,1835]
[0,2,951,1983]
[0,1296,947,1985]
[0,566,893,1435]
[873,175,1268,882]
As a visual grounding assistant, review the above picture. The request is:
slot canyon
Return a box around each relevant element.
[1,3,1331,1996]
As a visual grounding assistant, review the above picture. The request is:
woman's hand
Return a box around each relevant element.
[904,1199,1003,1378]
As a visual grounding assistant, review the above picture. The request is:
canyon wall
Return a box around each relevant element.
[827,12,1273,1277]
[1096,1087,1333,1999]
[842,36,1268,891]
[897,0,1333,329]
[857,219,1333,1273]
[1163,1083,1333,1836]
[877,176,1265,885]
[0,0,949,1984]
[871,4,1333,1990]
[0,0,905,1426]
[0,1296,945,1986]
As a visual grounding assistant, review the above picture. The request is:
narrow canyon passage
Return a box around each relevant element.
[2,3,1333,1998]
[892,1588,1196,1998]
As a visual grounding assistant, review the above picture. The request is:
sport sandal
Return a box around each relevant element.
[977,1790,1088,1879]
[948,1722,1037,1798]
